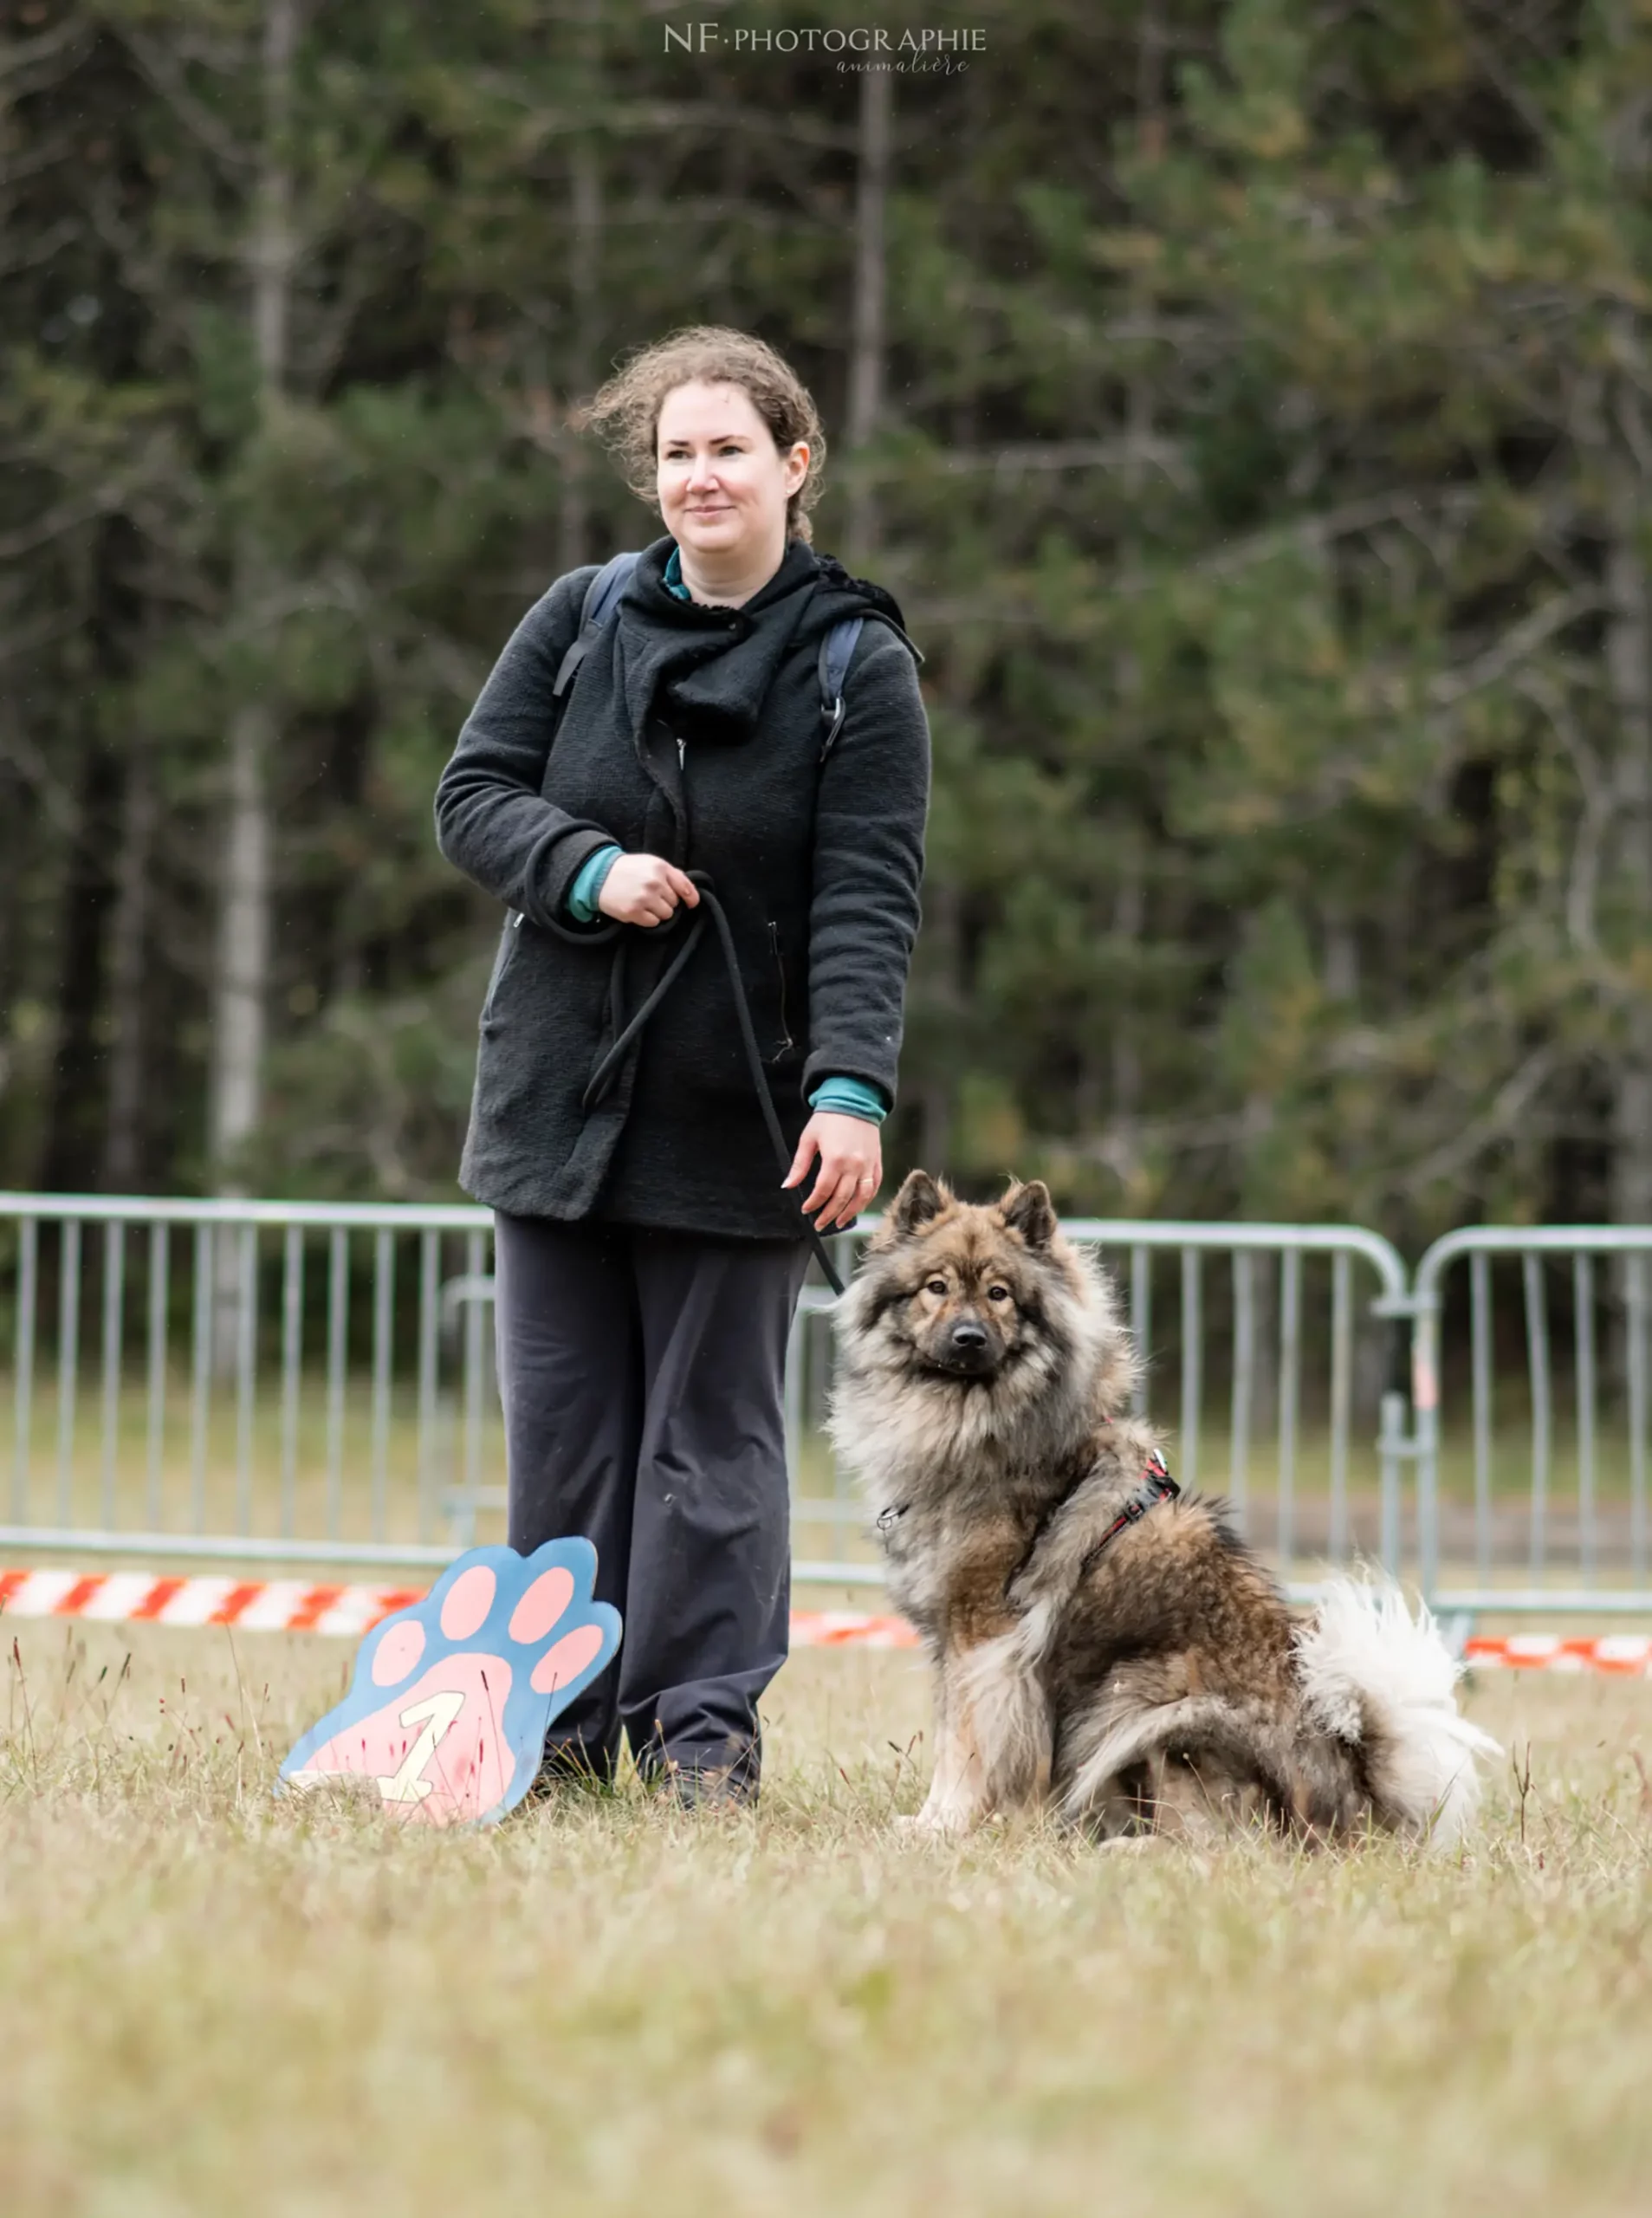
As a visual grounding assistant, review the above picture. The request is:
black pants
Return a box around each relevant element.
[492,1210,813,1793]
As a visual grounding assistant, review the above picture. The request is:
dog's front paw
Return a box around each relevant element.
[898,1803,975,1840]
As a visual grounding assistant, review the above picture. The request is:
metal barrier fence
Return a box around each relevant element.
[0,1192,1649,1620]
[0,1198,489,1573]
[786,1218,1414,1596]
[1413,1229,1652,1618]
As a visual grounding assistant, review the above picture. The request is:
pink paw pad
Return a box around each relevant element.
[279,1541,622,1828]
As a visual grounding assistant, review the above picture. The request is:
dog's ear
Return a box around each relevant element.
[884,1169,949,1240]
[999,1178,1057,1250]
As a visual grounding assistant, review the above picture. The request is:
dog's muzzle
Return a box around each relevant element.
[929,1319,998,1378]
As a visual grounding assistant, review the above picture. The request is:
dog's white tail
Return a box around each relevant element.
[1294,1576,1501,1846]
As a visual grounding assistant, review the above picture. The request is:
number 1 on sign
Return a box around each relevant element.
[375,1689,468,1805]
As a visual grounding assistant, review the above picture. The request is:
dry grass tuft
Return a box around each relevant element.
[1,1623,1648,2217]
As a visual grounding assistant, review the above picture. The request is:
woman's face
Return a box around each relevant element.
[656,379,808,564]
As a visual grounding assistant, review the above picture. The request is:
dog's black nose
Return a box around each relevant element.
[948,1320,988,1352]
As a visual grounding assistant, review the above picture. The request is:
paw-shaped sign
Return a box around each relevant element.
[277,1540,620,1828]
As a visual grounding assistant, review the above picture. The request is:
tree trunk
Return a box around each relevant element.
[209,700,272,1183]
[101,741,155,1191]
[845,66,891,558]
[557,0,604,574]
[556,138,601,574]
[39,742,114,1193]
[914,877,962,1172]
[1099,12,1166,1194]
[1606,442,1652,1229]
[1322,906,1358,1002]
[1109,847,1144,1162]
[210,0,297,1361]
[1598,49,1652,1412]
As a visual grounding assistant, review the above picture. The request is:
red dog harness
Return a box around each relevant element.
[1075,1452,1180,1579]
[876,1451,1182,1589]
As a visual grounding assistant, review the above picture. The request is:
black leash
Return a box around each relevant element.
[578,868,849,1298]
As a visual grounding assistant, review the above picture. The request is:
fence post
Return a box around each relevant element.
[1366,1285,1424,1592]
[1411,1293,1441,1604]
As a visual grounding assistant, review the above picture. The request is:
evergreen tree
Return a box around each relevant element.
[4,0,1650,1261]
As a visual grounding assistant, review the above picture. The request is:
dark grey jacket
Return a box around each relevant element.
[433,534,930,1240]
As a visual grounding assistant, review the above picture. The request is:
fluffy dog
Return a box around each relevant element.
[827,1170,1500,1845]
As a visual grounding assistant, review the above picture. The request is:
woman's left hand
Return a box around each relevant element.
[781,1112,883,1231]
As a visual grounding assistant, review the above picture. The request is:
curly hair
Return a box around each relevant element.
[573,325,827,546]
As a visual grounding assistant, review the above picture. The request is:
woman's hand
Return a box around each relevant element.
[781,1112,883,1231]
[598,853,700,926]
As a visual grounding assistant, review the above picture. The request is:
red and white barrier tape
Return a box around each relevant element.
[0,1567,425,1640]
[790,1610,918,1651]
[1463,1633,1652,1676]
[1,1568,1644,1670]
[0,1566,921,1651]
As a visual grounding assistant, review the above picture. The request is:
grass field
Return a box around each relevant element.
[1,1622,1648,2218]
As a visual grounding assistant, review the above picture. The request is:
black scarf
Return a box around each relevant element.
[613,535,911,749]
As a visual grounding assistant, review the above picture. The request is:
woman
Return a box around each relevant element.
[433,327,931,1806]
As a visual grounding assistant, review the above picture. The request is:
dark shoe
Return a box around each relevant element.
[522,1739,619,1806]
[656,1760,756,1813]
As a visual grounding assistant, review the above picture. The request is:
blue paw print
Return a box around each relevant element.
[278,1539,621,1827]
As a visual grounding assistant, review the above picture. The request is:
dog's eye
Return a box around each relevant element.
[924,1277,948,1297]
[987,1285,1010,1303]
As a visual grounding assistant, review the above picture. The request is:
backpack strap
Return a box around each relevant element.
[817,609,925,762]
[552,550,643,701]
[817,616,865,762]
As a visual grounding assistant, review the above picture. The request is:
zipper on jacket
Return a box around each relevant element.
[483,913,523,1023]
[768,918,793,1053]
[677,733,685,770]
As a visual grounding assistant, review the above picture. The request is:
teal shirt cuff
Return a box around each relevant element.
[567,844,623,924]
[808,1075,889,1125]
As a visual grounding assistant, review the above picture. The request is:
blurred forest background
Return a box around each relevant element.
[6,0,1652,1249]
